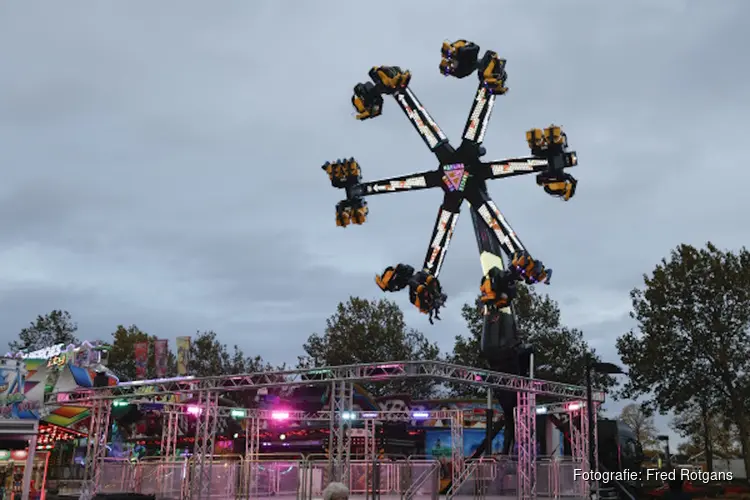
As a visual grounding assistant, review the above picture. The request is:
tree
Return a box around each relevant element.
[9,310,79,352]
[449,285,618,397]
[619,403,659,449]
[190,330,272,377]
[298,297,440,398]
[616,242,750,477]
[671,404,741,460]
[107,325,178,381]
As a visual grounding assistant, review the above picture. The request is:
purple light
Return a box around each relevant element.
[187,405,202,416]
[271,411,290,421]
[412,411,429,419]
[361,412,378,418]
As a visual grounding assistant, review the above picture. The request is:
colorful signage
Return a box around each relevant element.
[0,359,39,419]
[10,341,107,369]
[176,337,191,376]
[154,339,168,378]
[134,343,149,380]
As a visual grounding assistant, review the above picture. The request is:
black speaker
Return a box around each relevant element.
[93,371,109,388]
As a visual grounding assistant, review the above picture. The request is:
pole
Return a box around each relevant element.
[21,428,38,500]
[485,388,493,456]
[586,355,596,500]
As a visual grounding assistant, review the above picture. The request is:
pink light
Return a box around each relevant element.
[567,403,580,411]
[271,411,290,421]
[187,405,202,416]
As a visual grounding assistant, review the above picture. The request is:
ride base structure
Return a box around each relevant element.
[322,38,581,486]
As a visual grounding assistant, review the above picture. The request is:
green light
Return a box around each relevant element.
[230,409,246,418]
[112,400,129,407]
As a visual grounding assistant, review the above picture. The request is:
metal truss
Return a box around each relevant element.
[568,404,589,497]
[190,391,219,500]
[44,360,605,404]
[81,397,111,498]
[363,418,378,498]
[329,381,354,483]
[363,418,377,460]
[450,409,464,492]
[242,413,260,498]
[160,404,180,459]
[516,388,537,500]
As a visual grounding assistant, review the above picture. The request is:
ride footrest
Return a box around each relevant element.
[408,270,447,324]
[510,251,552,285]
[335,197,368,227]
[322,158,362,189]
[375,263,415,292]
[479,267,518,309]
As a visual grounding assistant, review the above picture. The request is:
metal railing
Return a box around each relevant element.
[50,453,586,499]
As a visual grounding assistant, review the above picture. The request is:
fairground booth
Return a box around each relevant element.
[0,341,115,499]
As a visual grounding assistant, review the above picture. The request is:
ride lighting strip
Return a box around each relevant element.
[44,360,606,404]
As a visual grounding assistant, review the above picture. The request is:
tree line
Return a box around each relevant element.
[9,242,750,475]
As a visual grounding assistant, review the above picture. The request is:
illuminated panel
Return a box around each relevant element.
[442,163,465,191]
[490,158,548,177]
[464,88,496,143]
[404,88,447,140]
[367,176,427,193]
[395,93,439,149]
[477,203,524,254]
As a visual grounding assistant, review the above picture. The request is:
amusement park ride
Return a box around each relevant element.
[322,39,578,456]
[35,40,591,500]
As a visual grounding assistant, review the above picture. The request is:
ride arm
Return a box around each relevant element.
[374,193,461,324]
[364,65,452,161]
[466,189,552,285]
[479,152,577,180]
[459,51,509,152]
[353,170,443,197]
[422,192,463,278]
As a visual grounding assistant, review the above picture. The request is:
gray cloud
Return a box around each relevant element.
[2,0,748,444]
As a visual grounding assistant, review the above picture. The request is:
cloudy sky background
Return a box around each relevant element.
[2,1,748,444]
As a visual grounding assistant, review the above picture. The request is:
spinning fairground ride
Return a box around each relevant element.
[322,39,579,453]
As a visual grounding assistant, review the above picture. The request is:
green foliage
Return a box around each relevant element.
[671,402,741,463]
[616,242,750,476]
[190,330,273,377]
[298,297,440,398]
[619,403,659,449]
[9,310,79,352]
[449,285,617,397]
[108,325,153,381]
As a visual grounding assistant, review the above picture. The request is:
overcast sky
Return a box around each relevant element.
[2,1,748,444]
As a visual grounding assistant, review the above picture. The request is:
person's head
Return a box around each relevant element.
[323,482,349,500]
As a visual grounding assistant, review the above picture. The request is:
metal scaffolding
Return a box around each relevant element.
[516,387,538,500]
[160,404,180,460]
[45,360,604,500]
[191,391,219,499]
[81,396,112,498]
[329,381,354,483]
[568,403,589,497]
[45,360,606,403]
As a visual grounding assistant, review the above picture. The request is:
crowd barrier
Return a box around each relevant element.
[51,454,585,499]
